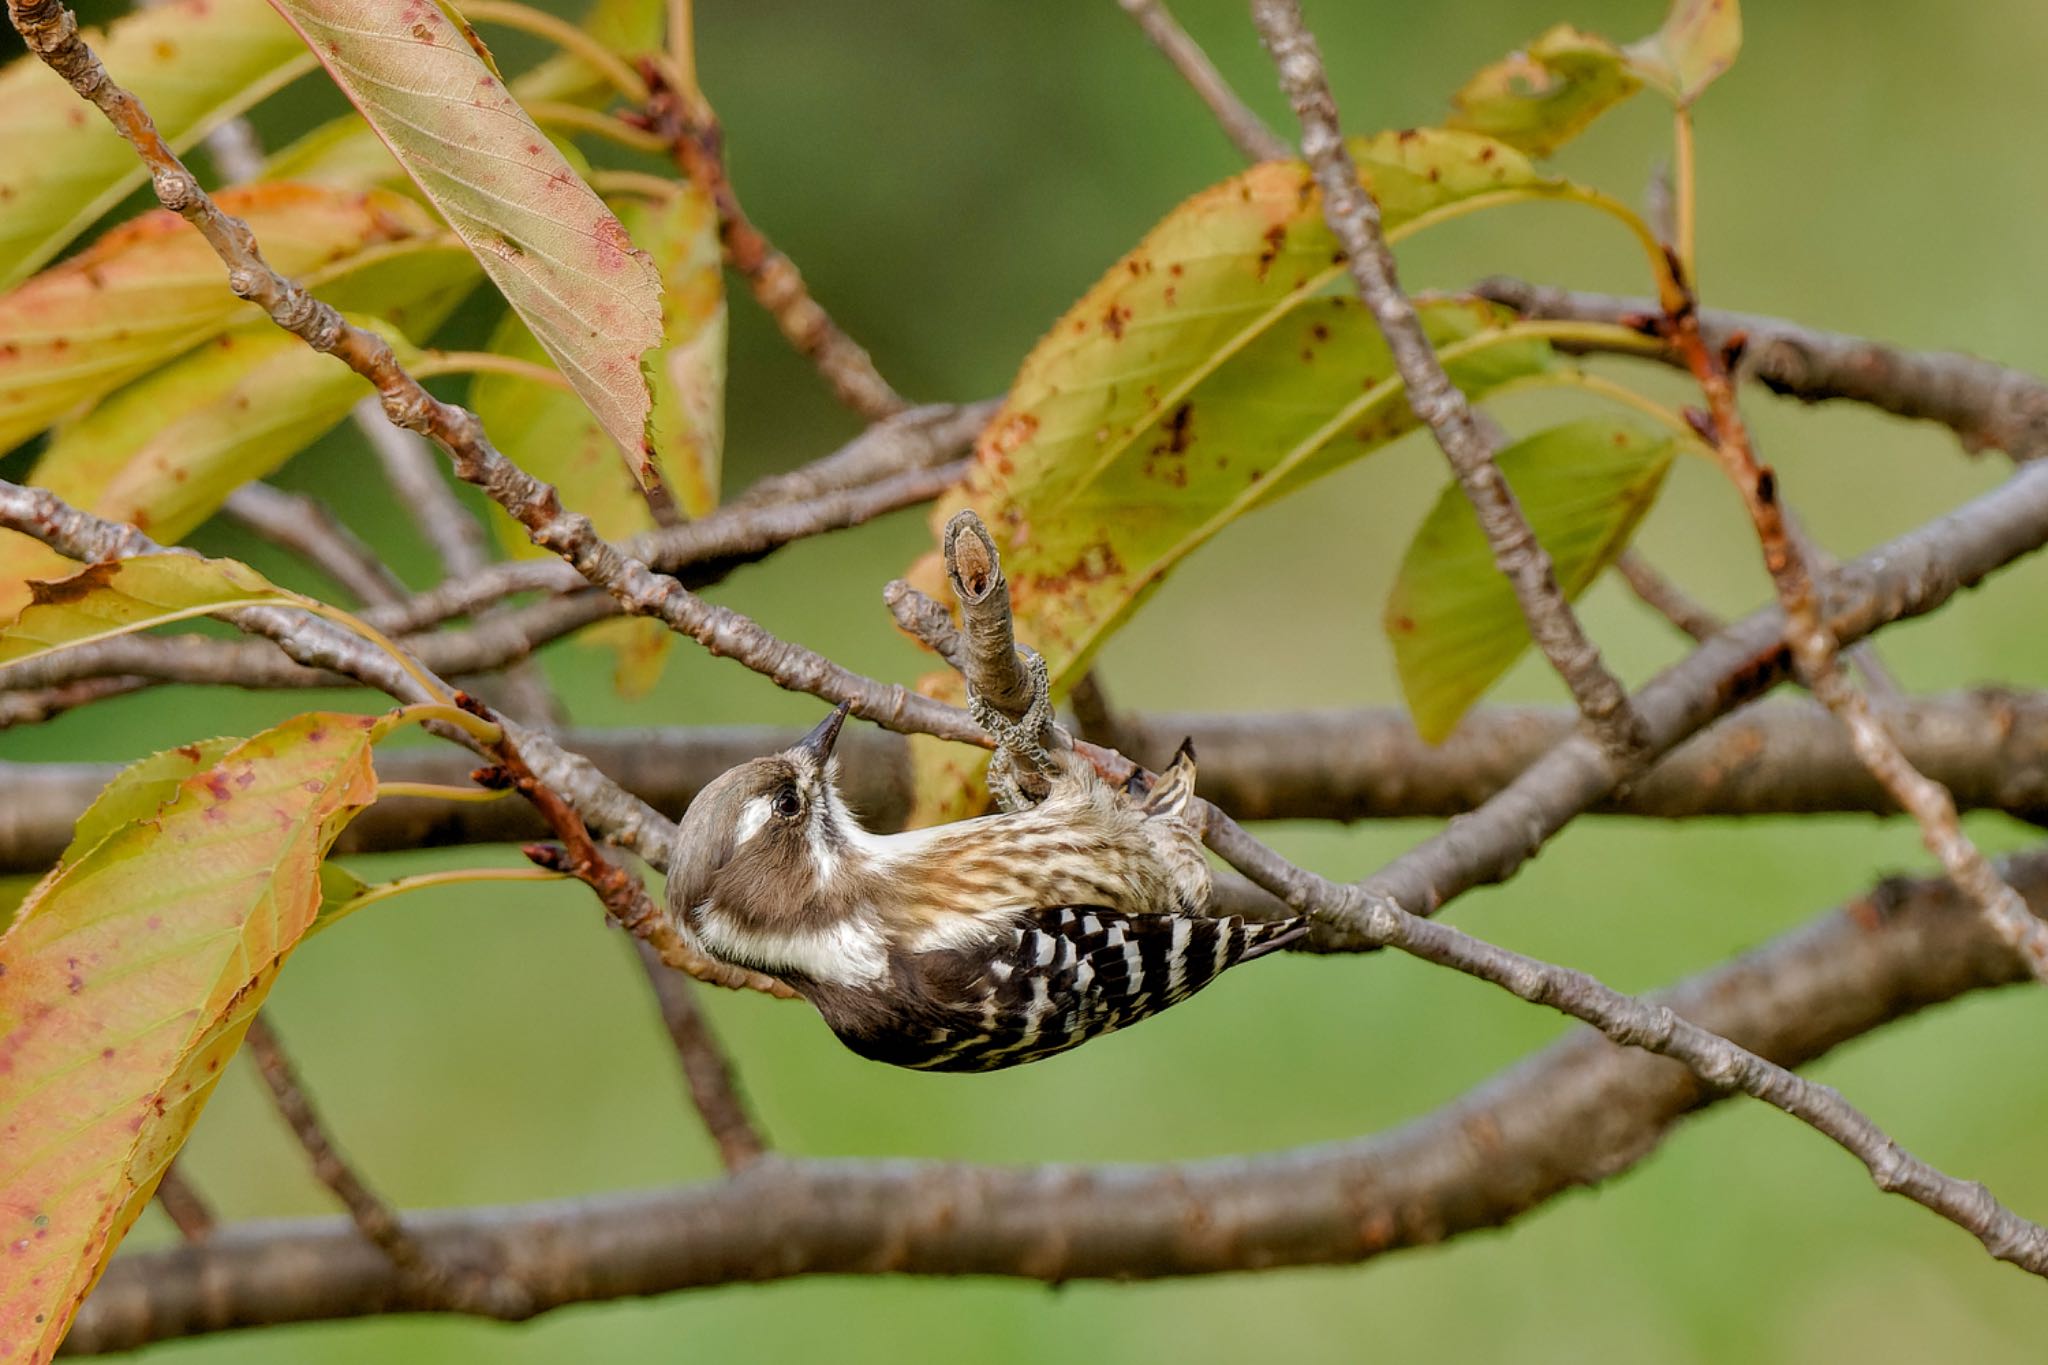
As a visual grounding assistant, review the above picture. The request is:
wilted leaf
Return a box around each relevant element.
[0,554,303,665]
[634,189,726,514]
[0,182,462,457]
[0,711,395,1356]
[1447,25,1642,157]
[0,0,313,286]
[1625,0,1741,105]
[269,0,665,471]
[1385,417,1676,742]
[28,318,419,546]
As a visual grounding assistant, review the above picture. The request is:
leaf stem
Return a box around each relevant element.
[462,0,647,101]
[525,100,667,152]
[415,350,575,394]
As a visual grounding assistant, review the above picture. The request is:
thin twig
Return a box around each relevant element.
[1250,0,1648,763]
[1615,550,1721,643]
[241,1013,532,1316]
[1116,0,1289,161]
[222,483,408,608]
[632,941,767,1170]
[1658,255,2048,984]
[639,73,907,422]
[152,1160,217,1243]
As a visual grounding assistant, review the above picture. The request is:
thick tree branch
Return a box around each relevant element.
[69,853,2048,1350]
[1476,277,2048,461]
[4,689,2045,872]
[1251,0,1646,762]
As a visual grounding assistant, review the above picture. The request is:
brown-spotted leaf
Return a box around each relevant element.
[902,129,1569,819]
[1386,417,1676,743]
[0,555,305,666]
[0,0,313,285]
[0,182,462,457]
[54,737,241,873]
[1447,25,1642,157]
[269,0,665,472]
[1625,0,1741,105]
[0,712,396,1359]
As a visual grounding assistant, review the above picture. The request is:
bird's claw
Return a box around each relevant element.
[970,647,1058,813]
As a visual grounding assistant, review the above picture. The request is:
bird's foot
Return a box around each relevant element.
[970,647,1058,813]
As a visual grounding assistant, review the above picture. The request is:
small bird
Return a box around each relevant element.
[665,703,1307,1071]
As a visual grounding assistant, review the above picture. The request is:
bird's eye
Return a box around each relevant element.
[773,785,803,819]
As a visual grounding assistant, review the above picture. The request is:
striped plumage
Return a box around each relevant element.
[665,704,1308,1072]
[810,905,1303,1071]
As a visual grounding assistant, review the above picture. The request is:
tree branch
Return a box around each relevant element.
[241,1014,532,1316]
[1657,254,2048,984]
[221,482,408,609]
[1250,0,1647,762]
[1116,0,1289,162]
[68,852,2048,1350]
[1476,277,2048,461]
[632,941,767,1170]
[640,74,907,421]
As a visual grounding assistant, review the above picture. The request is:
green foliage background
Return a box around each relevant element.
[5,0,2048,1359]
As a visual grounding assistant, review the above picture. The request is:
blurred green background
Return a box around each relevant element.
[6,0,2048,1359]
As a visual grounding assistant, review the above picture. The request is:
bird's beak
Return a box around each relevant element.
[794,701,850,763]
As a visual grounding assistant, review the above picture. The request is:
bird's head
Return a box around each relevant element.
[664,703,880,981]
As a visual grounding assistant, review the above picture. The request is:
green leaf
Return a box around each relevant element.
[0,711,395,1356]
[26,318,419,550]
[1625,0,1742,105]
[1385,418,1677,742]
[0,182,462,459]
[1447,25,1642,158]
[917,129,1562,691]
[901,128,1570,819]
[0,0,314,286]
[267,0,665,474]
[0,554,304,666]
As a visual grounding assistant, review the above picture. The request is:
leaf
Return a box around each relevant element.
[0,0,314,286]
[0,555,304,667]
[55,737,241,872]
[268,0,665,472]
[1625,0,1741,106]
[0,182,461,457]
[1385,418,1676,742]
[901,128,1567,819]
[634,189,726,515]
[917,130,1561,691]
[0,711,395,1356]
[1447,25,1642,158]
[262,0,654,192]
[27,318,420,547]
[515,0,662,104]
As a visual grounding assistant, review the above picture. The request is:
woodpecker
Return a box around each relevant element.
[665,703,1307,1071]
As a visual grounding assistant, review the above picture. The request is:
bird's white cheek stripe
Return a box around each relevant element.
[732,795,773,848]
[697,911,889,988]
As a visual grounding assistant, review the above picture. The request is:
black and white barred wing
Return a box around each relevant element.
[911,907,1305,1072]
